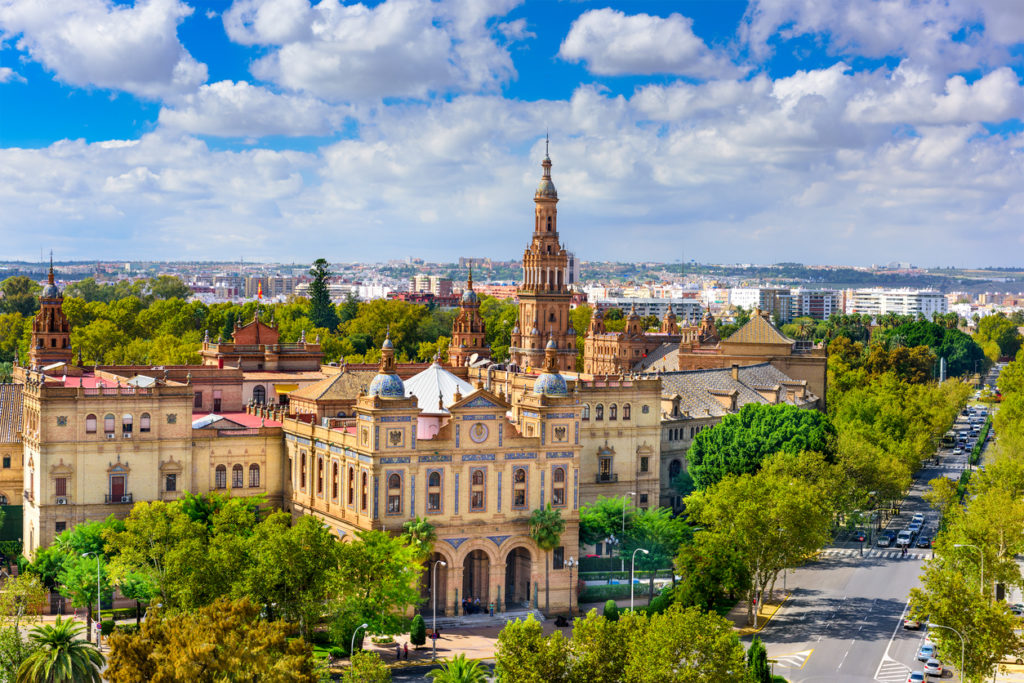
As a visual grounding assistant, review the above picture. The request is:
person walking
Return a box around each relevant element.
[396,642,401,661]
[404,642,409,660]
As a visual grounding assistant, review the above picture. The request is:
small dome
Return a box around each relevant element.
[41,283,60,299]
[368,372,405,398]
[533,372,568,397]
[382,337,394,350]
[535,178,558,199]
[546,338,557,350]
[461,289,479,304]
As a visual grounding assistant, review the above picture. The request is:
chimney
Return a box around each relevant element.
[730,363,740,381]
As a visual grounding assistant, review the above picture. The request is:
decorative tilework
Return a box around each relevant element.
[315,440,329,450]
[443,537,469,550]
[545,451,574,459]
[380,456,411,464]
[465,396,502,409]
[286,434,310,445]
[454,473,460,514]
[463,414,496,421]
[372,475,379,520]
[461,453,495,461]
[166,413,177,424]
[357,453,372,464]
[573,469,579,510]
[487,535,511,548]
[380,415,412,422]
[455,424,460,448]
[56,416,67,427]
[540,422,545,444]
[418,454,452,463]
[540,470,545,507]
[497,471,502,512]
[498,423,503,447]
[330,444,344,454]
[410,474,415,517]
[574,421,579,445]
[504,452,537,460]
[411,430,415,449]
[374,426,379,450]
[522,410,539,418]
[358,414,372,421]
[547,412,576,419]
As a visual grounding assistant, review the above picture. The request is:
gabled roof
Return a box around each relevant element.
[404,362,474,414]
[658,363,816,418]
[724,313,794,346]
[289,370,377,402]
[0,384,22,443]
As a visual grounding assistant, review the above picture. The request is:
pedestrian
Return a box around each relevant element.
[489,601,494,617]
[435,626,441,640]
[404,642,409,660]
[396,642,401,660]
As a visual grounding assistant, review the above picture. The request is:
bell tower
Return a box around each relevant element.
[30,255,73,369]
[449,267,489,367]
[510,139,576,372]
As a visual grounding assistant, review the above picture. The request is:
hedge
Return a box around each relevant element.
[579,582,652,603]
[969,417,992,466]
[579,570,673,582]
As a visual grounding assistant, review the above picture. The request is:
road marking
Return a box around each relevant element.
[773,648,814,670]
[876,656,912,682]
[874,597,913,681]
[818,548,930,560]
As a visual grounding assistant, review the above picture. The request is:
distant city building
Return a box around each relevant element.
[458,257,492,269]
[410,275,453,297]
[590,297,702,324]
[845,288,948,318]
[473,283,518,299]
[730,288,792,322]
[789,288,841,320]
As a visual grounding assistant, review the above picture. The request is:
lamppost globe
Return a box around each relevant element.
[630,548,650,611]
[432,560,447,660]
[351,623,369,657]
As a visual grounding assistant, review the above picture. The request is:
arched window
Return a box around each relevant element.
[0,494,6,505]
[247,464,259,487]
[215,465,227,489]
[331,462,339,500]
[427,471,442,512]
[300,452,307,490]
[552,467,566,506]
[317,457,324,495]
[231,464,243,488]
[623,404,631,420]
[85,414,97,434]
[103,414,115,434]
[361,471,368,511]
[512,467,528,509]
[122,414,133,433]
[348,466,355,505]
[470,469,485,511]
[595,404,604,420]
[609,404,617,420]
[387,473,402,514]
[581,404,590,420]
[252,385,266,404]
[140,413,151,432]
[669,460,682,481]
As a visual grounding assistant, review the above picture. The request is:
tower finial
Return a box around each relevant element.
[48,250,54,285]
[545,130,549,158]
[467,263,473,290]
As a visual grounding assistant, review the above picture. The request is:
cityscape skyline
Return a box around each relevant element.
[1,0,1023,266]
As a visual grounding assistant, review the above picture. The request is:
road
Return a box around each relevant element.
[756,413,985,683]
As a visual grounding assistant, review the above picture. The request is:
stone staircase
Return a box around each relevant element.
[425,608,544,631]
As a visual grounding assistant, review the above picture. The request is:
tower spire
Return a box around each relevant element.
[467,263,473,291]
[48,250,54,285]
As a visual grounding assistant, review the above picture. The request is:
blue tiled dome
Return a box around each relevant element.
[461,288,479,304]
[533,371,568,397]
[368,372,405,398]
[535,177,557,199]
[41,283,60,298]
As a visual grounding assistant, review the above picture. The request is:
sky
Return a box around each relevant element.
[1,0,1023,268]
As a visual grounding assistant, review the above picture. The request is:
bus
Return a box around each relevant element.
[941,432,956,449]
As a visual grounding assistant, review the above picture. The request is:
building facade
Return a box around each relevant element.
[844,288,948,318]
[449,271,490,368]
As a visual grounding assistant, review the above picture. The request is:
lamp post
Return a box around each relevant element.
[953,544,984,595]
[630,548,649,611]
[432,560,446,660]
[620,492,635,572]
[351,623,368,658]
[927,622,965,678]
[80,552,101,646]
[565,556,578,618]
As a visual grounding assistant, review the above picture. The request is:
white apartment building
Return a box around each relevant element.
[589,297,703,325]
[729,288,793,322]
[844,288,948,318]
[790,288,841,320]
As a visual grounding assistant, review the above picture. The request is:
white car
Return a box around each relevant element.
[953,448,963,455]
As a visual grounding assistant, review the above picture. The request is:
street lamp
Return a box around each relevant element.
[927,622,965,678]
[432,560,446,660]
[565,556,579,618]
[80,552,101,646]
[350,623,368,658]
[630,548,649,611]
[953,544,984,595]
[621,492,636,572]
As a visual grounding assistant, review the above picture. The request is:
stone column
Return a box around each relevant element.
[446,564,464,617]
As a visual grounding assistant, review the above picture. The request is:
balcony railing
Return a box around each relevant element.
[104,493,133,504]
[595,473,619,484]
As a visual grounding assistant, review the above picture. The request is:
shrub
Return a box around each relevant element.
[100,620,115,636]
[329,646,346,659]
[310,629,331,646]
[410,614,426,648]
[115,624,139,635]
[580,582,651,603]
[603,600,619,621]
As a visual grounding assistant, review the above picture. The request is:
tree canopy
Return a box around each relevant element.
[878,320,987,377]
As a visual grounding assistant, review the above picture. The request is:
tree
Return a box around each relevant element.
[924,476,959,525]
[0,627,38,683]
[878,320,986,377]
[975,313,1022,360]
[342,650,391,683]
[117,571,157,627]
[603,600,619,621]
[578,496,632,547]
[410,614,426,648]
[308,258,339,332]
[529,504,565,614]
[494,615,571,683]
[401,517,437,563]
[747,636,771,683]
[0,277,39,317]
[148,276,191,301]
[57,555,111,643]
[333,529,424,635]
[687,403,836,490]
[105,597,317,683]
[16,618,103,683]
[426,654,489,683]
[568,609,632,682]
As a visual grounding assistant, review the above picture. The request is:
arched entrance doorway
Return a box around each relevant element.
[505,547,531,610]
[420,552,448,616]
[462,550,489,613]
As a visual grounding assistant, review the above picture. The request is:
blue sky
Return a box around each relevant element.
[1,0,1023,267]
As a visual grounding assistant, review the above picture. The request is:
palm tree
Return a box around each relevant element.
[17,617,104,683]
[426,654,489,683]
[529,504,565,614]
[402,516,437,562]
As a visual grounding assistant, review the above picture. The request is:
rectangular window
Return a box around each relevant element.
[553,546,564,570]
[426,470,443,513]
[300,452,307,490]
[639,493,649,507]
[512,467,528,509]
[140,414,151,432]
[640,457,649,473]
[551,466,566,507]
[317,457,324,496]
[165,473,177,492]
[55,477,67,497]
[213,398,221,412]
[55,522,66,534]
[470,468,486,512]
[85,415,97,433]
[193,391,203,409]
[104,415,115,433]
[2,457,9,469]
[232,466,243,488]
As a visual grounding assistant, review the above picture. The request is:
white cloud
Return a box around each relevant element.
[559,8,743,78]
[0,0,207,99]
[222,0,520,101]
[0,67,26,83]
[158,80,347,137]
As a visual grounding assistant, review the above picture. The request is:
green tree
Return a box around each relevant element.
[879,320,987,377]
[747,636,771,683]
[402,517,437,562]
[16,617,103,683]
[426,653,488,683]
[117,571,157,627]
[334,529,424,635]
[56,555,111,643]
[342,650,391,683]
[603,600,619,621]
[494,615,570,683]
[409,614,426,648]
[568,609,633,682]
[0,627,38,683]
[147,276,191,301]
[578,496,632,547]
[975,313,1023,360]
[308,258,339,332]
[687,403,836,490]
[529,504,565,614]
[0,277,39,317]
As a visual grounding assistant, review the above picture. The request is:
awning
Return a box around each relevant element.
[274,383,299,394]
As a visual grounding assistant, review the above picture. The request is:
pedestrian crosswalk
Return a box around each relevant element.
[770,648,813,670]
[875,656,911,682]
[819,548,931,560]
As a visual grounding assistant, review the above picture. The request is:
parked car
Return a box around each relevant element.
[916,535,932,549]
[903,617,921,629]
[917,643,937,661]
[877,531,895,547]
[923,659,943,677]
[907,672,925,683]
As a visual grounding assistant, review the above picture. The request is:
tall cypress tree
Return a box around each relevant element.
[747,636,771,683]
[308,258,339,332]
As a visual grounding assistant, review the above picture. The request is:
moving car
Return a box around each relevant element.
[908,521,922,535]
[953,448,964,455]
[852,530,867,542]
[903,617,921,629]
[912,513,925,524]
[923,659,942,677]
[917,643,937,661]
[906,672,925,683]
[897,530,914,547]
[916,535,932,549]
[877,531,895,547]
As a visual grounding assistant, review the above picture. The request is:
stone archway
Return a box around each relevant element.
[504,546,532,610]
[462,550,490,613]
[420,552,449,616]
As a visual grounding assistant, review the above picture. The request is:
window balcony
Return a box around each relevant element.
[595,473,619,484]
[104,493,133,504]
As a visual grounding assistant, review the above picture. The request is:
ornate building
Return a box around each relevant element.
[583,305,687,375]
[510,145,576,373]
[29,260,72,370]
[449,269,489,367]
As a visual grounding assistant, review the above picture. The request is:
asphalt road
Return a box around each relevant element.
[756,405,993,683]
